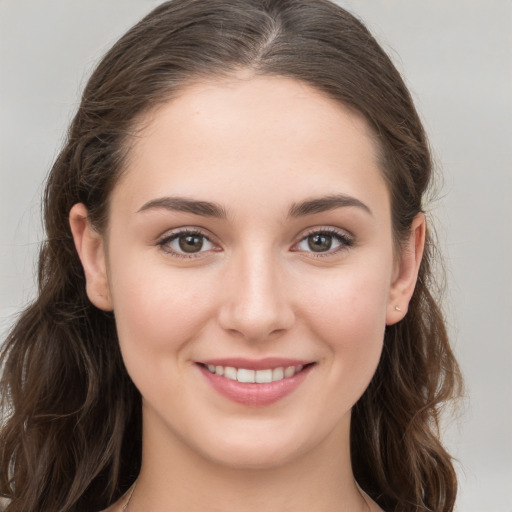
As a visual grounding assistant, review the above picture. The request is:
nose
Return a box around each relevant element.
[217,248,295,342]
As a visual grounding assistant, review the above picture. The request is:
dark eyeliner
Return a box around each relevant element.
[157,228,214,259]
[294,227,355,257]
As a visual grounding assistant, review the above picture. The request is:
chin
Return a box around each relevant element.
[202,439,306,471]
[186,416,333,472]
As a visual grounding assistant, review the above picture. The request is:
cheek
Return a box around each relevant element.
[301,263,391,337]
[107,253,217,361]
[297,262,391,391]
[107,262,222,415]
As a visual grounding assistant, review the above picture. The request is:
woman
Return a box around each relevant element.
[0,1,462,511]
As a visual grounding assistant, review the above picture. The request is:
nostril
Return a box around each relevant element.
[217,303,295,342]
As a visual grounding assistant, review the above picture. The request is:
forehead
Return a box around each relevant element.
[114,76,389,218]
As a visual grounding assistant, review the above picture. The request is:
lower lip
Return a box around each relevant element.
[198,364,314,406]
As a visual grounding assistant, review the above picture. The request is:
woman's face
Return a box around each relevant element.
[74,76,421,469]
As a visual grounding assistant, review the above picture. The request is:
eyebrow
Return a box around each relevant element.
[136,193,371,219]
[288,194,372,217]
[137,196,227,218]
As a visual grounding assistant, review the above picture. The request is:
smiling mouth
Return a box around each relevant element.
[198,362,315,384]
[197,361,316,405]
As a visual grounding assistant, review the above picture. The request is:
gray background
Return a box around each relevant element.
[1,1,511,510]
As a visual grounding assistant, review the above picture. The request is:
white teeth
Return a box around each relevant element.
[237,369,255,383]
[284,366,296,378]
[223,366,237,380]
[205,364,306,383]
[272,367,284,381]
[255,369,273,383]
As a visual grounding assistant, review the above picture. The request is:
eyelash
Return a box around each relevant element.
[293,228,354,257]
[157,227,354,259]
[157,229,217,259]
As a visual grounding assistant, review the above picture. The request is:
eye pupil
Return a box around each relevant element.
[179,234,204,253]
[308,234,332,252]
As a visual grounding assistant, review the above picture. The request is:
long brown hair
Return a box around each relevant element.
[0,1,462,510]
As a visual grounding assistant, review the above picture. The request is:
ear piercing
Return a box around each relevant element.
[394,305,401,311]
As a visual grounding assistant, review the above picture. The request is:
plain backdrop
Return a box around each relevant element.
[0,1,511,511]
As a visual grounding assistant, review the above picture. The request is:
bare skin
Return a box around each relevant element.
[73,76,424,512]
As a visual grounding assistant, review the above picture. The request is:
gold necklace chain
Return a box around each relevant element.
[121,480,137,512]
[121,479,372,512]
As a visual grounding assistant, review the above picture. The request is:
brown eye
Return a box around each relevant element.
[307,234,333,252]
[295,229,354,255]
[159,230,215,256]
[178,234,204,253]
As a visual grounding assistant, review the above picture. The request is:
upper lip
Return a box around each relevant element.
[197,357,314,370]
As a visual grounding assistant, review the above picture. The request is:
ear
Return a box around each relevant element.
[69,203,113,311]
[386,213,426,325]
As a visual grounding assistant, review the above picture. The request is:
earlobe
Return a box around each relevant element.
[386,213,426,325]
[69,203,113,311]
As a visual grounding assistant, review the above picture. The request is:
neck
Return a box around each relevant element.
[129,406,369,512]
